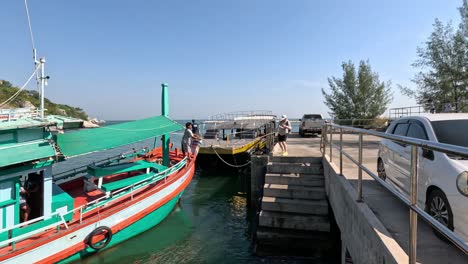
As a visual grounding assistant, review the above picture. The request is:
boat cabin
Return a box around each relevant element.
[0,119,64,240]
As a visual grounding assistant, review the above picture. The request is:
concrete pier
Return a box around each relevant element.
[250,155,269,210]
[276,133,468,263]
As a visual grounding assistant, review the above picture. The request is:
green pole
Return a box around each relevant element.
[161,83,170,166]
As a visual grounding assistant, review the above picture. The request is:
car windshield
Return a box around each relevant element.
[303,115,322,119]
[431,120,468,159]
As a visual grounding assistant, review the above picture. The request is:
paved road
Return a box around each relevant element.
[274,133,467,263]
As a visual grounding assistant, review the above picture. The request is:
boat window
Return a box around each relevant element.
[406,123,427,140]
[204,129,219,139]
[0,132,15,144]
[431,120,468,148]
[392,123,409,136]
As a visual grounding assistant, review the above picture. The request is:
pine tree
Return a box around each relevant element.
[402,0,468,112]
[322,60,392,122]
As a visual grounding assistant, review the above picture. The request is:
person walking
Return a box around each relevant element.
[278,115,292,156]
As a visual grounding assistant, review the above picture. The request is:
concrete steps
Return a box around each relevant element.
[267,162,323,174]
[259,211,330,232]
[265,173,324,187]
[255,155,331,257]
[263,184,327,200]
[256,227,333,248]
[270,156,322,164]
[255,227,334,258]
[262,196,328,215]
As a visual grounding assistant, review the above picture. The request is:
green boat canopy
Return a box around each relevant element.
[0,140,56,168]
[87,160,167,177]
[56,116,183,157]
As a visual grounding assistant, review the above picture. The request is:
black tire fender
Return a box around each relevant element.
[86,226,113,250]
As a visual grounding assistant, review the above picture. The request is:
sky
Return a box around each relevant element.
[0,0,463,120]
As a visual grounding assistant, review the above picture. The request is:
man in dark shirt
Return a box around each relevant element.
[192,119,199,135]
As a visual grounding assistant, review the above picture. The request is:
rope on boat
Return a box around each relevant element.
[0,65,40,107]
[208,130,277,168]
[210,146,252,168]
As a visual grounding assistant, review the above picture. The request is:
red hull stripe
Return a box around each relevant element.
[36,164,194,264]
[0,161,194,263]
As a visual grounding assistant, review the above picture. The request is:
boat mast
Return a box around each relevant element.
[39,57,47,118]
[161,83,170,166]
[24,0,48,119]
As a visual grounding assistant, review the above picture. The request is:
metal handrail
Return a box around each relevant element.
[323,123,468,263]
[389,105,425,119]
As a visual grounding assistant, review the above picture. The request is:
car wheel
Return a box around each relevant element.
[377,158,386,181]
[426,189,454,239]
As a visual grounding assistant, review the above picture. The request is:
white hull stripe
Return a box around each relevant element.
[3,169,191,264]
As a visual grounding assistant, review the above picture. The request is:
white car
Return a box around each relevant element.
[377,114,468,243]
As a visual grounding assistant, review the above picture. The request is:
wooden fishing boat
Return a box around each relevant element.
[0,85,194,263]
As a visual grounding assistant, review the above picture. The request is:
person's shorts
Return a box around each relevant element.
[278,134,287,142]
[181,143,190,154]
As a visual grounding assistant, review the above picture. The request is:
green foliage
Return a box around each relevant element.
[322,60,393,121]
[0,80,88,120]
[401,0,468,112]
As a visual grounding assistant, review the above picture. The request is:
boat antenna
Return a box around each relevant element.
[24,0,48,119]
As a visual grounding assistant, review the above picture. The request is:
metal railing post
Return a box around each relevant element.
[409,145,419,264]
[322,125,327,158]
[340,128,343,175]
[329,126,333,162]
[357,133,363,202]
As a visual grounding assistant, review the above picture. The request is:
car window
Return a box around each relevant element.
[407,123,428,140]
[303,114,322,119]
[431,120,468,147]
[392,123,409,136]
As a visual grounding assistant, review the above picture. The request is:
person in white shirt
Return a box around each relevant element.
[181,122,201,156]
[278,115,292,156]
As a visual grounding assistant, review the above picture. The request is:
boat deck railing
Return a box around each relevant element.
[0,108,42,122]
[208,110,275,121]
[388,100,468,120]
[82,156,187,212]
[388,105,426,120]
[0,211,68,249]
[0,156,188,251]
[322,124,468,264]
